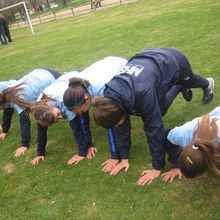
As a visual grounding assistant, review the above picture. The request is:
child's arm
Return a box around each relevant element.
[68,111,97,165]
[102,118,131,175]
[137,90,165,185]
[14,111,30,157]
[31,123,48,165]
[0,107,14,140]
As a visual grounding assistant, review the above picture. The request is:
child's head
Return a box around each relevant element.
[93,97,125,128]
[179,114,220,179]
[0,83,31,111]
[31,97,63,127]
[63,77,91,114]
[179,145,208,178]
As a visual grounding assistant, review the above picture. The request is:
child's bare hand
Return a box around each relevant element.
[67,154,85,165]
[0,133,7,140]
[31,156,45,165]
[86,147,97,159]
[137,169,161,186]
[101,159,119,172]
[13,146,28,157]
[161,168,182,182]
[110,159,129,175]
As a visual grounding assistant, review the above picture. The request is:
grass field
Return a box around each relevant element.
[1,0,220,219]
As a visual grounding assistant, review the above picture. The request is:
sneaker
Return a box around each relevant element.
[180,87,193,102]
[202,78,214,104]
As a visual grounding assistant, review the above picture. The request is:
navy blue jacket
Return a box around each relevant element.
[104,48,181,170]
[37,111,93,157]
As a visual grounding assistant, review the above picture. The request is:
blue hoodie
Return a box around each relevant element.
[104,48,182,170]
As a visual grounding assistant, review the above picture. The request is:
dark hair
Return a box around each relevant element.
[63,77,90,110]
[0,93,6,106]
[180,146,208,178]
[179,114,220,178]
[31,96,57,126]
[0,83,31,111]
[93,97,124,128]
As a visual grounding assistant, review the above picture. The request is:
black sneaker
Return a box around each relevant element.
[180,87,193,102]
[203,78,214,104]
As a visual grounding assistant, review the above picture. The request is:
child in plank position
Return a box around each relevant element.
[31,56,127,165]
[0,68,61,157]
[165,106,220,179]
[30,71,96,165]
[91,47,214,185]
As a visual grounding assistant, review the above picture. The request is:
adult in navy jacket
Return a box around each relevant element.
[93,48,214,185]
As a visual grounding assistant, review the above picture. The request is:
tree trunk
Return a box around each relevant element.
[45,0,50,8]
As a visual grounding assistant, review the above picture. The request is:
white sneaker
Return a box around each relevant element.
[202,78,214,104]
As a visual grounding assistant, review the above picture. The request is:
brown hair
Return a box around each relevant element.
[93,97,124,128]
[0,83,31,111]
[63,77,90,110]
[180,114,220,178]
[31,95,57,126]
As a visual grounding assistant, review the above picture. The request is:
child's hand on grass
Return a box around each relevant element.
[0,132,7,140]
[161,168,182,182]
[110,159,129,175]
[31,156,45,165]
[13,146,27,157]
[86,146,97,159]
[137,169,161,186]
[102,159,119,172]
[67,154,85,165]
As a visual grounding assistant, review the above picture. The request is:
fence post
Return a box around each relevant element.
[71,7,74,16]
[53,12,57,19]
[119,0,122,5]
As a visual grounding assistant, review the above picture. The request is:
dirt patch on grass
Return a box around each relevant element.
[3,163,15,174]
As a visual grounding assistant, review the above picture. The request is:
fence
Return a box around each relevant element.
[9,0,132,30]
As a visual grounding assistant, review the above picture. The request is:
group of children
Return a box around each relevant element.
[0,47,219,186]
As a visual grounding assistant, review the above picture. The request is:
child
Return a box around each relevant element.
[30,71,96,165]
[166,106,220,179]
[0,68,61,157]
[31,56,127,165]
[92,47,214,186]
[63,56,127,164]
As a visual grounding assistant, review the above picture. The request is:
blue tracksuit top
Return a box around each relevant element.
[167,106,220,148]
[38,71,79,121]
[36,71,93,157]
[104,48,182,170]
[0,68,59,147]
[3,69,57,114]
[68,56,128,98]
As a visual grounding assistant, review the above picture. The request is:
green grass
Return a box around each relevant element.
[1,0,220,219]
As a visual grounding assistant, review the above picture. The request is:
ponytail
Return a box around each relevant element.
[0,83,32,112]
[63,77,90,110]
[68,77,90,88]
[180,114,220,178]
